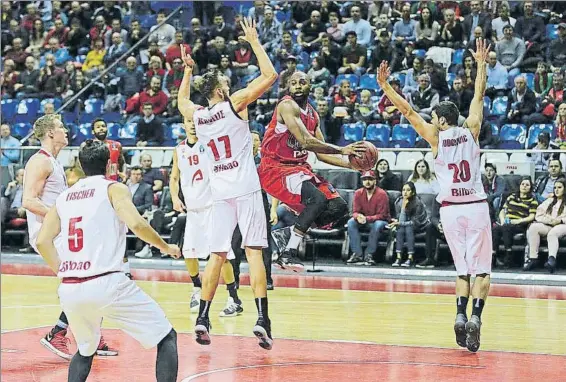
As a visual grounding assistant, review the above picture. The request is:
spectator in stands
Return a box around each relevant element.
[163,58,185,93]
[41,37,70,67]
[38,54,66,98]
[45,18,69,47]
[495,25,525,86]
[534,62,553,99]
[128,19,148,56]
[368,2,391,25]
[423,59,448,98]
[146,40,166,68]
[318,33,341,75]
[457,55,478,91]
[217,55,238,88]
[316,98,341,144]
[117,56,144,98]
[373,14,393,35]
[346,170,391,265]
[1,168,25,227]
[392,4,417,48]
[21,3,40,32]
[528,132,560,172]
[42,102,55,116]
[248,0,266,24]
[14,56,39,99]
[462,0,492,44]
[278,55,297,96]
[136,103,164,148]
[64,70,90,105]
[375,158,402,191]
[368,30,399,73]
[66,18,88,57]
[206,36,230,70]
[162,88,182,125]
[534,159,564,202]
[326,12,344,43]
[377,78,404,125]
[104,32,129,67]
[26,19,47,54]
[353,90,377,123]
[554,103,566,149]
[483,163,506,214]
[231,31,259,79]
[297,10,325,53]
[415,6,439,50]
[89,15,111,47]
[149,9,176,52]
[4,38,28,71]
[492,176,537,268]
[1,59,18,98]
[139,153,164,192]
[1,1,17,30]
[491,1,515,41]
[405,73,439,123]
[390,181,430,267]
[209,13,234,43]
[343,5,372,47]
[104,18,128,48]
[258,6,282,56]
[486,51,509,98]
[307,57,331,90]
[333,79,357,118]
[525,178,566,273]
[338,31,367,75]
[93,1,123,24]
[403,56,423,94]
[82,38,106,76]
[447,76,473,123]
[185,18,208,46]
[129,76,168,116]
[3,20,28,50]
[514,2,545,45]
[504,75,537,125]
[0,124,21,166]
[146,56,166,84]
[408,160,439,194]
[68,1,92,30]
[548,23,566,70]
[164,31,191,70]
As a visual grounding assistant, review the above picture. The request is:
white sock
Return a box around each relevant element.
[285,227,304,250]
[121,260,131,274]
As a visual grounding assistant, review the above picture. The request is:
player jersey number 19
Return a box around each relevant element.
[207,135,232,161]
[448,160,471,183]
[68,216,84,252]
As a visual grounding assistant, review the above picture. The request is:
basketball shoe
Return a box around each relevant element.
[190,288,201,313]
[96,336,118,356]
[271,227,304,272]
[454,313,467,348]
[195,317,211,345]
[40,329,72,360]
[219,297,243,317]
[253,318,273,350]
[465,315,481,352]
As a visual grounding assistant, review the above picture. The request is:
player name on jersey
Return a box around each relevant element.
[197,110,226,125]
[442,134,468,147]
[66,188,95,201]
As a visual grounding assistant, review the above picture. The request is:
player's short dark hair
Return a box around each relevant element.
[433,101,460,126]
[91,118,106,131]
[79,139,110,176]
[194,70,224,100]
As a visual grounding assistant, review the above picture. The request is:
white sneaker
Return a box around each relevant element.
[134,245,152,258]
[219,297,243,317]
[190,288,201,313]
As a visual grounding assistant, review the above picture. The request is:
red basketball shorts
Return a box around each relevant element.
[258,157,340,214]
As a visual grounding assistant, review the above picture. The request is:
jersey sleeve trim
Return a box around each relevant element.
[228,99,248,122]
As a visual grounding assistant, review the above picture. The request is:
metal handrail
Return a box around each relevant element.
[19,4,184,144]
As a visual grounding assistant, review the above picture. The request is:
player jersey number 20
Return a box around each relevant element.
[448,160,471,183]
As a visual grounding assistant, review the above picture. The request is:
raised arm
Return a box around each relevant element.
[230,18,278,113]
[279,99,365,156]
[376,61,437,145]
[178,45,198,122]
[108,182,180,258]
[36,206,62,274]
[22,155,52,217]
[465,38,491,141]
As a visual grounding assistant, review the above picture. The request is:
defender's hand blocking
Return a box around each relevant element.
[469,38,491,64]
[180,44,195,69]
[377,61,391,87]
[239,17,259,44]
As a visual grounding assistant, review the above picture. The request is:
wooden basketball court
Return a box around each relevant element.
[1,266,565,381]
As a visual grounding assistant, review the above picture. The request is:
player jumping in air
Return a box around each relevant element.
[377,39,492,352]
[258,71,366,272]
[178,18,276,350]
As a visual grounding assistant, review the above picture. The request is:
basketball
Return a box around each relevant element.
[349,141,379,171]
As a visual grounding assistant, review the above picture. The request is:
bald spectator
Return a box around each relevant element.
[185,18,208,46]
[495,24,525,86]
[486,51,509,98]
[67,1,92,29]
[405,73,439,123]
[117,56,144,98]
[149,9,176,52]
[392,4,417,48]
[342,5,372,47]
[298,10,325,53]
[42,102,56,115]
[125,76,168,116]
[4,38,28,71]
[105,18,129,48]
[504,75,537,125]
[44,18,69,47]
[0,124,21,166]
[206,36,230,69]
[440,10,463,49]
[41,37,70,66]
[89,15,112,47]
[139,153,164,192]
[104,32,129,65]
[14,56,40,99]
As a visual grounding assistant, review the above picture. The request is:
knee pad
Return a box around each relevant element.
[315,197,349,228]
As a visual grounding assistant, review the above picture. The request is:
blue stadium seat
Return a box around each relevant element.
[75,55,86,64]
[390,72,406,86]
[547,24,559,40]
[275,10,290,23]
[1,99,18,123]
[106,122,121,140]
[150,1,180,11]
[522,73,535,90]
[343,123,365,143]
[40,98,62,113]
[73,123,94,145]
[452,49,465,65]
[171,123,184,140]
[14,98,40,123]
[483,96,492,115]
[390,124,416,148]
[299,51,310,67]
[119,122,138,146]
[139,14,158,29]
[79,113,97,124]
[365,124,390,148]
[413,49,426,58]
[491,96,508,116]
[490,123,499,136]
[526,124,555,148]
[12,123,33,138]
[62,110,78,125]
[499,124,527,149]
[335,74,360,88]
[101,111,122,123]
[359,74,380,93]
[446,73,456,87]
[83,99,104,117]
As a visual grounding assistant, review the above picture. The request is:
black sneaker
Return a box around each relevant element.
[364,254,376,266]
[465,315,481,353]
[194,317,211,345]
[523,258,538,271]
[267,282,274,291]
[271,227,291,253]
[253,318,273,350]
[275,248,304,272]
[416,258,435,268]
[346,253,364,264]
[454,313,467,348]
[545,256,557,274]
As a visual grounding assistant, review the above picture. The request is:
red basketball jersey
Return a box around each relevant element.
[105,139,122,181]
[261,96,320,165]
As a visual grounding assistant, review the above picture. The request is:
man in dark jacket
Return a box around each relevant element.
[504,75,537,125]
[405,74,439,122]
[462,0,492,44]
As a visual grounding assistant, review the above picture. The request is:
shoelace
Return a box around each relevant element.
[98,336,108,349]
[51,334,71,351]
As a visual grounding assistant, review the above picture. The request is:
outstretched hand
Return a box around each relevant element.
[377,61,391,87]
[469,38,491,64]
[180,44,195,69]
[239,17,259,44]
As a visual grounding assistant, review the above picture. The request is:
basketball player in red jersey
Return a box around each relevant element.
[258,71,366,272]
[91,118,126,182]
[377,40,492,352]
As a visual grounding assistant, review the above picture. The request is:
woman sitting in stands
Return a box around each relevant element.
[524,178,566,273]
[389,182,430,267]
[375,158,402,191]
[407,159,439,194]
[492,177,538,268]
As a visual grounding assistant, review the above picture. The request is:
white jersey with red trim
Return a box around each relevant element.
[55,176,127,279]
[175,139,212,210]
[24,149,68,249]
[193,101,260,200]
[434,127,487,204]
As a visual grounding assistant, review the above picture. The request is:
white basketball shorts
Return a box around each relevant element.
[58,272,172,356]
[183,207,235,260]
[439,201,493,276]
[210,190,268,253]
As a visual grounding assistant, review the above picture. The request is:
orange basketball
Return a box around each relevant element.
[349,141,379,171]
